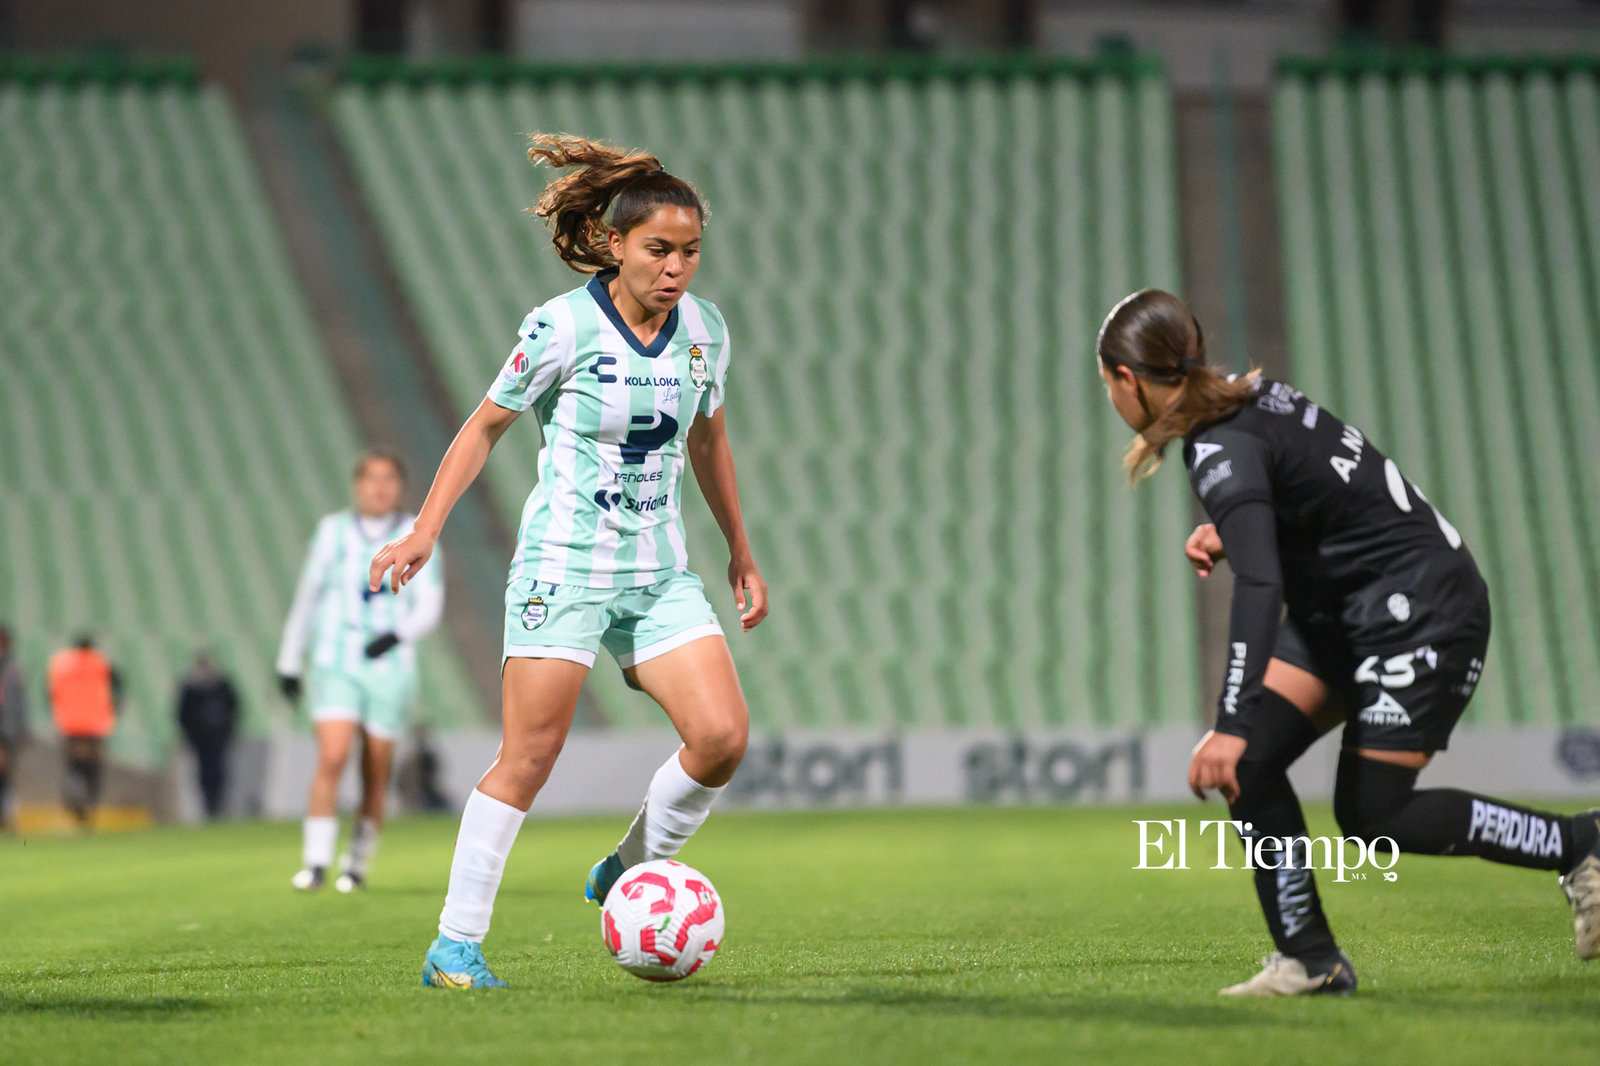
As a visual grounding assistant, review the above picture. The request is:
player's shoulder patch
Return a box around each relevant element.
[1255,379,1302,416]
[1190,440,1225,471]
[682,291,727,331]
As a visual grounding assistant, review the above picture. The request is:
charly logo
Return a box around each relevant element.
[688,344,709,389]
[520,595,548,629]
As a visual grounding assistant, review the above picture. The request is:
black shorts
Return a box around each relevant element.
[1272,599,1490,753]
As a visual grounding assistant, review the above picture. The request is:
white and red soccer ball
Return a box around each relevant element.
[600,860,723,982]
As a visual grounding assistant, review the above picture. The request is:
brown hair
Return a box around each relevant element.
[354,449,407,483]
[527,134,706,274]
[1096,289,1261,483]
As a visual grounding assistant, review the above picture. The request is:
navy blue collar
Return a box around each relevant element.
[587,269,679,359]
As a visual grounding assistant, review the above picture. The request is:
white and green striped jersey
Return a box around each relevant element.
[487,268,733,589]
[275,510,445,677]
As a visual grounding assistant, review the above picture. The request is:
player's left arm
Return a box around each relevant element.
[687,408,767,632]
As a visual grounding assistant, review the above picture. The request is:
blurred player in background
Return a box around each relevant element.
[1096,289,1600,996]
[278,451,444,893]
[370,135,767,990]
[0,623,29,829]
[48,635,118,828]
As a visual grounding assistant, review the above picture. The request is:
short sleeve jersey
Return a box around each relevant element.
[487,268,732,589]
[1181,379,1477,645]
[285,510,442,675]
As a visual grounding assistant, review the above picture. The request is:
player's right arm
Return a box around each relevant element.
[1185,424,1279,802]
[369,399,519,593]
[370,306,568,593]
[276,516,336,697]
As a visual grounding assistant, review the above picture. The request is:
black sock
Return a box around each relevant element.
[1230,693,1341,967]
[1334,751,1599,875]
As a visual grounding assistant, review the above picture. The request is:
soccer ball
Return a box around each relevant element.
[600,859,724,982]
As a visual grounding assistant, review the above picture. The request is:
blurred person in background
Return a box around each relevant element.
[277,450,444,893]
[48,635,119,828]
[176,650,240,820]
[397,725,450,813]
[0,623,30,829]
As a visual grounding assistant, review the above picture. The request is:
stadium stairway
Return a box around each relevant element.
[0,62,485,771]
[1273,54,1600,727]
[329,55,1203,733]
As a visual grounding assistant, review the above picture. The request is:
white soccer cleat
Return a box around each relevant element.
[1560,855,1600,960]
[291,866,325,891]
[1219,952,1357,997]
[335,872,364,894]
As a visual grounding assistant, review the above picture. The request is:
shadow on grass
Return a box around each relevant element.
[675,984,1300,1028]
[0,992,214,1018]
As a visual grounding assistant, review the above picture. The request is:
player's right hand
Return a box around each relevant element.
[278,674,302,701]
[370,529,436,593]
[1185,523,1226,578]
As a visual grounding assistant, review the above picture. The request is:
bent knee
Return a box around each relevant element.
[686,717,747,773]
[498,728,567,778]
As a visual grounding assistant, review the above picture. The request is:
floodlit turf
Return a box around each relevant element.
[2,804,1595,1065]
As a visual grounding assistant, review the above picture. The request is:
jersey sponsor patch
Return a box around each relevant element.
[1191,441,1224,470]
[1196,460,1234,499]
[1257,382,1300,415]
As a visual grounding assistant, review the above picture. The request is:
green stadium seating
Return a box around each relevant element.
[0,78,483,765]
[332,59,1201,731]
[1274,58,1600,726]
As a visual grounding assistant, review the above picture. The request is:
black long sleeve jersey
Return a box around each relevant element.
[1180,379,1486,740]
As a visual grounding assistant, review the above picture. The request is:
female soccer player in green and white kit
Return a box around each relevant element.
[278,451,444,893]
[369,135,767,990]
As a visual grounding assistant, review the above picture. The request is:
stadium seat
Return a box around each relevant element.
[0,75,483,764]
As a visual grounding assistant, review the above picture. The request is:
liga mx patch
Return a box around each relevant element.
[688,345,709,389]
[521,595,548,629]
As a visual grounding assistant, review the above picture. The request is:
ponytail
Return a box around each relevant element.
[527,133,706,274]
[1096,289,1261,483]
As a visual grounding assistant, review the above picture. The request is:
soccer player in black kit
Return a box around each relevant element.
[1096,288,1600,996]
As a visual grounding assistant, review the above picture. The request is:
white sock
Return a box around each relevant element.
[615,750,725,868]
[342,817,380,877]
[302,815,338,870]
[438,789,526,944]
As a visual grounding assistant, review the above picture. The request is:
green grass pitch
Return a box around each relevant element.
[2,804,1595,1065]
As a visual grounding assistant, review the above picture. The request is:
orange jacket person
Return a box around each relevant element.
[49,638,116,738]
[48,636,118,825]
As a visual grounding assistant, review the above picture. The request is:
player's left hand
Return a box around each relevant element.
[1189,730,1247,803]
[728,552,768,632]
[364,633,400,659]
[1185,523,1226,578]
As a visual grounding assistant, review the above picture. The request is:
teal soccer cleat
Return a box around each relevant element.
[422,935,507,990]
[586,852,626,907]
